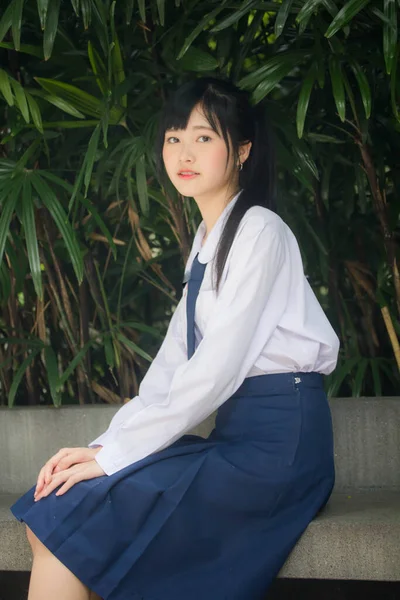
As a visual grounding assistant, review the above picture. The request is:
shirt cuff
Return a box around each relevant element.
[93,441,124,476]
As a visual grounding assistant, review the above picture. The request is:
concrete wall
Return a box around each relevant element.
[1,398,400,494]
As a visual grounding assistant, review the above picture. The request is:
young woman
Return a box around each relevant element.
[11,77,339,600]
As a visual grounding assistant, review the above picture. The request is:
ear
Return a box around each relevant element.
[238,140,252,165]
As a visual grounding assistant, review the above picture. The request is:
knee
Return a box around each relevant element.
[25,525,45,553]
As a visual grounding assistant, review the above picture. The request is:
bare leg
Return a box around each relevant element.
[26,525,92,600]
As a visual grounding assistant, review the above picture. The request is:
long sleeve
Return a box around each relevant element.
[88,295,187,448]
[92,215,290,475]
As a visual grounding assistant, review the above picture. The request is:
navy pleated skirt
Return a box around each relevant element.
[11,371,335,600]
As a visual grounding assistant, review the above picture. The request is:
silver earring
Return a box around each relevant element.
[238,162,243,171]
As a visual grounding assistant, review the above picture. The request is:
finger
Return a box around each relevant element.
[35,477,62,501]
[35,449,73,497]
[35,468,74,501]
[55,461,105,497]
[55,454,82,473]
[35,466,47,494]
[43,448,72,485]
[55,463,100,497]
[54,474,81,497]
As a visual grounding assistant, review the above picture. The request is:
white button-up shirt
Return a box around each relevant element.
[89,190,340,475]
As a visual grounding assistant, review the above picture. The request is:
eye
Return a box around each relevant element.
[198,135,211,142]
[166,136,179,144]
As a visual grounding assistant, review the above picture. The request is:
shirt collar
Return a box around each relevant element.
[183,189,243,283]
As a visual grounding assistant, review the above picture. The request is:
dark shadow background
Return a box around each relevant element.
[1,572,399,600]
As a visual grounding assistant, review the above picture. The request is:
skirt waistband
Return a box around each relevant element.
[231,372,323,398]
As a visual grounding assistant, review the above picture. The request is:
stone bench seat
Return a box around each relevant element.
[1,490,399,580]
[1,398,400,581]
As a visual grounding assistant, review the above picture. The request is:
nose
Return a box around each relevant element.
[178,142,196,164]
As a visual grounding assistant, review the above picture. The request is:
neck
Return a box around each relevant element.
[195,184,240,243]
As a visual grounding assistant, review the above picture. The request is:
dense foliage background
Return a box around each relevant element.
[0,0,399,406]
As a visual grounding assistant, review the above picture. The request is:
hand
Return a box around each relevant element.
[34,446,103,499]
[34,459,106,501]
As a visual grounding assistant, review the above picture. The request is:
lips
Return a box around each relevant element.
[178,171,199,180]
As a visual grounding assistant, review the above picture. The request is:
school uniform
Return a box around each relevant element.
[10,189,339,600]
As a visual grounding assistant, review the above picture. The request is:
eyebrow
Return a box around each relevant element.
[165,125,215,132]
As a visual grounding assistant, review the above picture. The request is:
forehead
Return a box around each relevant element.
[165,104,219,133]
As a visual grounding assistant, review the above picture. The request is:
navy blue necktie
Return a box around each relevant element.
[185,252,207,360]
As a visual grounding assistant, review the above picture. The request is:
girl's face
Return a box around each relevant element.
[162,104,239,202]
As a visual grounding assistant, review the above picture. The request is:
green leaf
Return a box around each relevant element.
[177,1,228,59]
[157,0,165,26]
[26,93,43,133]
[383,0,397,75]
[103,334,115,368]
[177,46,219,71]
[31,173,83,283]
[0,259,11,305]
[15,138,41,171]
[58,340,94,387]
[0,2,14,44]
[30,119,100,129]
[0,69,13,106]
[118,321,163,339]
[210,0,258,32]
[39,170,117,259]
[321,0,339,17]
[35,77,123,123]
[35,77,101,116]
[116,332,153,362]
[138,0,146,22]
[329,55,346,121]
[0,190,19,268]
[307,133,344,143]
[275,0,295,38]
[390,42,399,122]
[327,355,359,397]
[43,0,60,60]
[239,51,309,89]
[253,66,294,102]
[12,0,24,52]
[136,154,149,216]
[84,124,101,197]
[125,0,134,24]
[81,0,92,29]
[370,360,382,396]
[297,63,317,138]
[8,349,41,407]
[34,91,86,118]
[88,41,108,96]
[296,0,323,34]
[70,0,80,16]
[349,59,371,118]
[22,176,43,299]
[44,346,61,406]
[325,0,370,38]
[37,0,50,29]
[10,78,30,123]
[111,34,127,107]
[352,357,368,397]
[0,41,44,58]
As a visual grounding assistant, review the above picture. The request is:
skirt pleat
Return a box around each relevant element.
[10,372,335,600]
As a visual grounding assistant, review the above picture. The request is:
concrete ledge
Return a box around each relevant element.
[2,491,400,580]
[1,398,400,494]
[278,491,400,581]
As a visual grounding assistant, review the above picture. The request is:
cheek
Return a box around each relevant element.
[162,146,174,172]
[204,144,229,171]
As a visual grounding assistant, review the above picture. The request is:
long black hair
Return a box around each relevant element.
[155,77,276,294]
